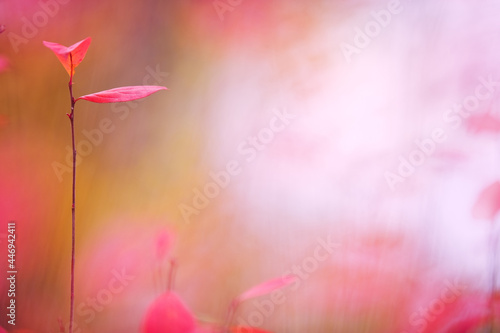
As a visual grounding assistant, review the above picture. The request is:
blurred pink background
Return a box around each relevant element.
[1,0,500,332]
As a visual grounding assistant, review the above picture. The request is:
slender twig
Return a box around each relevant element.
[167,259,177,292]
[42,38,166,333]
[67,54,76,333]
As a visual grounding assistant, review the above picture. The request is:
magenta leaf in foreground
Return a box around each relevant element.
[235,275,296,303]
[141,292,196,333]
[76,85,167,103]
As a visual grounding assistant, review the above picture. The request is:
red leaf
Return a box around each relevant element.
[76,85,167,103]
[0,25,5,34]
[141,292,196,333]
[235,275,296,303]
[472,181,500,221]
[43,37,91,76]
[230,327,272,333]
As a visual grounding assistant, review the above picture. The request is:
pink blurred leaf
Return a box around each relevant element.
[444,316,492,333]
[467,113,500,134]
[0,25,5,34]
[472,181,500,221]
[76,85,167,103]
[421,292,500,333]
[235,275,296,303]
[43,37,91,76]
[141,292,196,333]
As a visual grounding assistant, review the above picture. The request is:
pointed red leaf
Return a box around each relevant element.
[76,85,167,103]
[43,37,91,76]
[141,292,196,333]
[472,181,500,221]
[235,275,296,303]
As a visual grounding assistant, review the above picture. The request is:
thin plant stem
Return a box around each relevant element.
[67,54,76,333]
[167,259,177,292]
